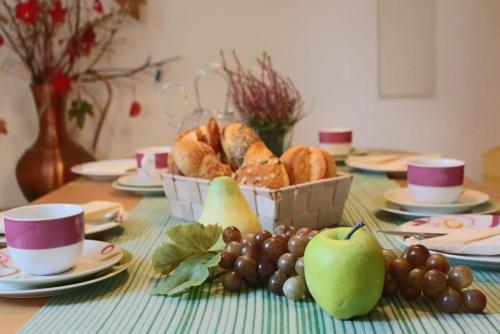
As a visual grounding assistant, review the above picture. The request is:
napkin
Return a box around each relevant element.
[401,218,500,255]
[348,153,441,171]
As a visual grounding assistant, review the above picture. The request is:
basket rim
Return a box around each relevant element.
[160,171,353,193]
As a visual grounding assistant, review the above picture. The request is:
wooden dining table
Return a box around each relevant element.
[1,173,499,333]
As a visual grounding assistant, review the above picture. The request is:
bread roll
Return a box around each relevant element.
[221,123,260,170]
[175,118,222,155]
[172,138,231,180]
[234,157,290,189]
[281,146,336,185]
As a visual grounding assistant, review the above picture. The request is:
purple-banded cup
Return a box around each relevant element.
[407,159,465,204]
[319,128,353,156]
[4,204,84,275]
[135,146,170,182]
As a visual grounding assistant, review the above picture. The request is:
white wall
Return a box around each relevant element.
[1,0,499,208]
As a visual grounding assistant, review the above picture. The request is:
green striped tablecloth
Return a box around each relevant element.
[21,171,500,334]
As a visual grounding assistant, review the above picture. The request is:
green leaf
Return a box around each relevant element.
[166,224,221,253]
[68,99,94,129]
[151,223,221,275]
[150,252,221,296]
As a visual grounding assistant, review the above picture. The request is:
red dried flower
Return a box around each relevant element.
[94,0,104,14]
[49,0,67,24]
[51,70,72,94]
[80,25,96,56]
[0,35,4,47]
[129,101,141,117]
[0,119,7,135]
[15,0,41,25]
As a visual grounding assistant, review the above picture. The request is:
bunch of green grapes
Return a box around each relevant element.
[219,225,319,300]
[383,244,487,313]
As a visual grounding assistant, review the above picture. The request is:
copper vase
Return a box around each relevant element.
[16,85,94,201]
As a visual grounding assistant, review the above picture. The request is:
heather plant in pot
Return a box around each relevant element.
[221,51,306,156]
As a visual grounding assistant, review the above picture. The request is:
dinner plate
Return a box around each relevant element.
[392,216,500,267]
[71,159,136,182]
[0,240,123,287]
[117,173,162,188]
[372,196,500,218]
[383,188,490,214]
[333,148,369,162]
[112,181,164,196]
[346,153,441,173]
[0,249,132,298]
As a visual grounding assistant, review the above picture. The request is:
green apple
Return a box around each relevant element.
[304,224,385,320]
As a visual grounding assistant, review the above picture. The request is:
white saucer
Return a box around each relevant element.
[0,249,132,298]
[383,188,490,214]
[117,173,162,188]
[71,159,136,182]
[392,216,500,267]
[373,196,500,218]
[0,240,123,287]
[112,181,164,196]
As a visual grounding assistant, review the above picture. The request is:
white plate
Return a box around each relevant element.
[346,153,441,173]
[117,173,162,188]
[0,240,123,287]
[373,196,499,218]
[71,159,136,182]
[392,216,500,267]
[0,249,132,298]
[332,148,369,162]
[383,188,490,214]
[112,181,164,196]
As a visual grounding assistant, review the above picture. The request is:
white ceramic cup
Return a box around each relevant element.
[319,128,353,156]
[407,159,465,204]
[135,146,171,183]
[3,204,84,275]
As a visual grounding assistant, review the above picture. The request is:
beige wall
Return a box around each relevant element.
[1,0,499,208]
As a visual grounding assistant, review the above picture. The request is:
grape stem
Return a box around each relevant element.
[344,221,365,240]
[206,269,229,283]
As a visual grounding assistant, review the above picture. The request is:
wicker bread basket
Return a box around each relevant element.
[162,172,353,231]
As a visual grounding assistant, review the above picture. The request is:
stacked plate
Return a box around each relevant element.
[112,174,164,196]
[71,159,136,182]
[333,147,369,162]
[374,188,499,217]
[0,240,132,298]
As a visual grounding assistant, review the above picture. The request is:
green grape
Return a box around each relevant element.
[283,276,306,300]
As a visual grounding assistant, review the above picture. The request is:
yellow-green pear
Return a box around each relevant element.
[199,176,261,240]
